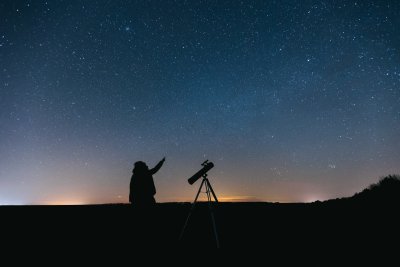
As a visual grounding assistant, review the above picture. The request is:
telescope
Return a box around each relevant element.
[187,160,214,185]
[181,160,219,247]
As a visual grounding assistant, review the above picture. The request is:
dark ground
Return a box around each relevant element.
[1,200,398,250]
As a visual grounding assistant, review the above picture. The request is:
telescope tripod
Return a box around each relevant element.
[179,174,220,248]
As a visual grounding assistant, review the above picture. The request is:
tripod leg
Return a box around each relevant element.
[205,181,220,248]
[205,179,219,203]
[179,179,205,241]
[193,178,206,203]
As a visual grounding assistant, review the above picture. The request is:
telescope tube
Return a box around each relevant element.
[187,162,214,185]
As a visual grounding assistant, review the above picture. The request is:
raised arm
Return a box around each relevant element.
[150,157,165,175]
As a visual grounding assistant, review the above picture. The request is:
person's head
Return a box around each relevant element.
[133,161,148,174]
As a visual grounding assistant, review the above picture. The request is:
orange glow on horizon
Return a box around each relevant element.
[40,199,89,205]
[217,196,263,202]
[161,194,298,203]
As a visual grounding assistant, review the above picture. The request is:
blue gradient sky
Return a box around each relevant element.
[1,0,399,204]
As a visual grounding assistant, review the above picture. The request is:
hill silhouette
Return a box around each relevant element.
[1,175,399,250]
[351,174,400,203]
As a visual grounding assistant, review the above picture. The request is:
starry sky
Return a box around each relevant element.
[1,0,399,205]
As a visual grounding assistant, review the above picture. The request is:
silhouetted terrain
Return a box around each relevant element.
[1,175,399,250]
[351,175,400,202]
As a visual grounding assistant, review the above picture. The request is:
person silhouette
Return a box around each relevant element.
[129,157,165,205]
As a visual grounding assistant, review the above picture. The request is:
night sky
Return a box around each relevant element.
[1,0,399,205]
